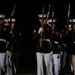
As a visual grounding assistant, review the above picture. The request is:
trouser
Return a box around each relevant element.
[61,51,67,68]
[11,52,19,74]
[49,54,53,75]
[71,55,75,75]
[52,54,61,75]
[36,52,52,75]
[6,51,13,75]
[0,53,6,75]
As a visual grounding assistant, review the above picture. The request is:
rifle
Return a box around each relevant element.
[46,5,51,23]
[9,4,16,27]
[52,5,54,30]
[7,4,16,64]
[66,3,70,34]
[40,5,44,47]
[40,5,51,47]
[11,4,16,17]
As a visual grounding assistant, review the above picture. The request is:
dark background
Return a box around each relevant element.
[0,0,75,72]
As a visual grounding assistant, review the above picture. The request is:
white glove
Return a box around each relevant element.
[6,50,12,56]
[60,51,62,56]
[6,50,10,55]
[38,27,43,34]
[6,41,9,48]
[50,51,53,55]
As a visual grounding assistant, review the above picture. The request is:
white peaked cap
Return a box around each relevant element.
[47,19,56,23]
[4,18,12,22]
[8,18,11,22]
[4,18,16,22]
[72,19,75,22]
[4,19,9,22]
[38,14,46,18]
[65,24,72,28]
[69,19,72,22]
[0,14,6,18]
[69,19,75,22]
[11,18,16,22]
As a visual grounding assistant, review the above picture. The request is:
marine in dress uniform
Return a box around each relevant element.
[66,19,75,75]
[47,19,56,75]
[10,18,21,75]
[3,17,16,75]
[4,18,13,75]
[0,14,10,75]
[61,19,72,70]
[51,25,63,75]
[33,14,53,75]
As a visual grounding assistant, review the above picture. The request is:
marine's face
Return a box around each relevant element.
[39,19,47,25]
[11,23,15,30]
[68,27,72,31]
[0,19,4,26]
[4,22,10,26]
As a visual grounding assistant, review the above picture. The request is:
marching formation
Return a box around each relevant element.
[0,14,21,75]
[33,3,75,75]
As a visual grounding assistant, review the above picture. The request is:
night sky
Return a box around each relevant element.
[0,0,75,71]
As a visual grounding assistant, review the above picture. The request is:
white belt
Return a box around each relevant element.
[0,39,6,42]
[39,39,50,43]
[54,41,58,44]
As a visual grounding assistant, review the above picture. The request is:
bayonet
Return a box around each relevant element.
[52,5,54,30]
[46,5,51,19]
[11,4,16,17]
[67,3,70,33]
